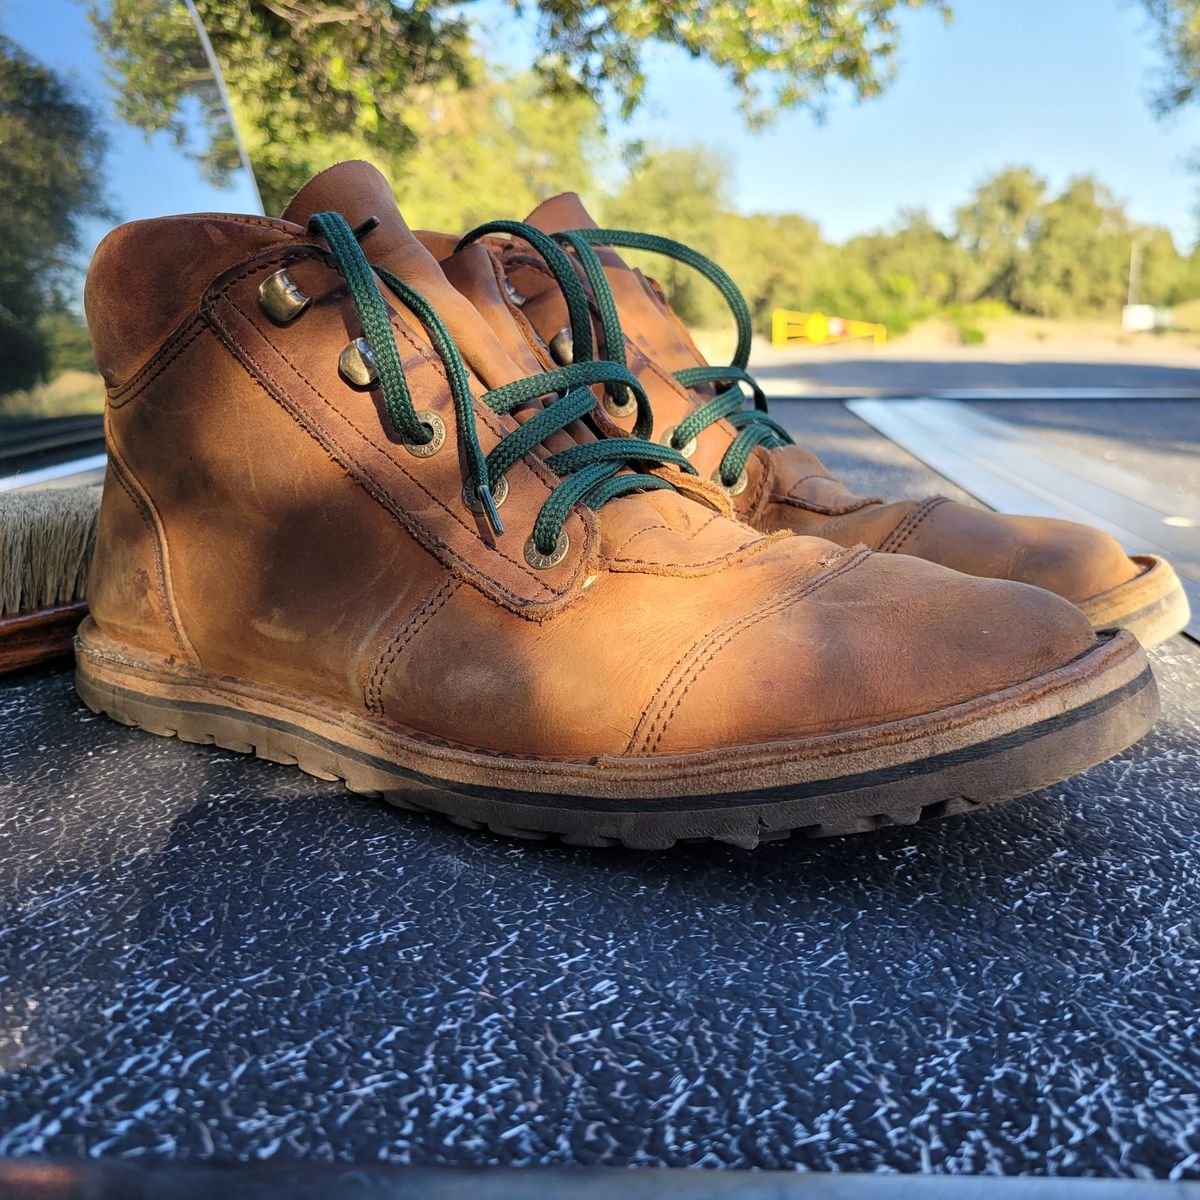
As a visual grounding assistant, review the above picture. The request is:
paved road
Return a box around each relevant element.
[748,350,1200,396]
[970,398,1200,501]
[750,353,1200,503]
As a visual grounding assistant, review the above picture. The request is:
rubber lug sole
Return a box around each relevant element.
[1078,555,1191,650]
[74,621,1158,850]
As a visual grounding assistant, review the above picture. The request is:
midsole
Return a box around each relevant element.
[75,623,1149,805]
[1078,555,1179,624]
[81,666,1153,813]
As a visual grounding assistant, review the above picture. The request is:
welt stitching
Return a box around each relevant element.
[686,512,722,540]
[207,304,511,604]
[366,579,460,714]
[788,472,833,491]
[641,548,871,753]
[220,289,559,596]
[877,501,922,552]
[108,453,191,658]
[215,251,561,496]
[610,541,760,571]
[233,290,549,585]
[777,494,884,516]
[607,510,723,559]
[609,521,671,558]
[881,497,948,554]
[183,213,291,231]
[109,242,331,401]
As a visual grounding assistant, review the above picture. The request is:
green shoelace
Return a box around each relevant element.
[464,222,794,489]
[309,211,695,557]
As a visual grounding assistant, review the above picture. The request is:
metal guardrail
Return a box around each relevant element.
[0,414,106,490]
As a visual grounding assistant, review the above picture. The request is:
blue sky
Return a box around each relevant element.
[4,0,1196,250]
[3,0,261,254]
[481,0,1200,249]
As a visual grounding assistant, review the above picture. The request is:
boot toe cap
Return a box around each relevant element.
[891,500,1140,604]
[646,550,1097,756]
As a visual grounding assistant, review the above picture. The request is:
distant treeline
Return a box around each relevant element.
[386,73,1200,336]
[7,21,1198,400]
[591,150,1200,337]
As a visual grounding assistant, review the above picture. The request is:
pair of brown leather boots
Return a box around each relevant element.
[76,160,1186,849]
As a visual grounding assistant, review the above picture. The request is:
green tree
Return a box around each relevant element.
[394,60,610,232]
[91,0,471,212]
[714,213,827,329]
[953,167,1045,304]
[599,158,1190,337]
[602,146,732,326]
[89,0,945,213]
[0,36,111,393]
[1014,177,1130,316]
[1135,227,1187,305]
[1144,0,1200,116]
[518,0,949,120]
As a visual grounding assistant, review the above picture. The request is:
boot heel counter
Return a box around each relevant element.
[87,443,197,665]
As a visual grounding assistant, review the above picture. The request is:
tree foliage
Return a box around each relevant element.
[511,0,948,121]
[606,156,1200,335]
[0,36,111,392]
[90,0,471,210]
[88,0,943,211]
[1143,0,1200,115]
[392,59,610,233]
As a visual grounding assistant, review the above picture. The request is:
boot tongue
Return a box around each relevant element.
[283,167,738,560]
[419,231,552,379]
[282,161,531,392]
[524,191,600,235]
[523,193,709,376]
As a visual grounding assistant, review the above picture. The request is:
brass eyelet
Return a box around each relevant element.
[548,327,574,365]
[258,269,311,322]
[503,277,527,307]
[524,530,570,570]
[338,337,378,388]
[659,426,697,458]
[712,465,749,497]
[404,411,446,458]
[463,475,508,512]
[603,392,638,419]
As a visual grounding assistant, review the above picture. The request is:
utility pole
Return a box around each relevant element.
[1127,231,1147,308]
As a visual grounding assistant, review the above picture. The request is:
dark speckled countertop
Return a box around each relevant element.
[2,404,1199,1178]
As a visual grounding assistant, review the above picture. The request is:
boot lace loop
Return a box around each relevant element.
[309,211,696,557]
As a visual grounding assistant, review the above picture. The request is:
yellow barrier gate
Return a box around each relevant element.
[772,309,887,348]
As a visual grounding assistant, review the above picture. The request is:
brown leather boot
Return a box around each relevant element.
[76,162,1157,848]
[462,194,1190,650]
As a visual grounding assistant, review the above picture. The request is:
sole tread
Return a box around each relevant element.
[73,627,1158,851]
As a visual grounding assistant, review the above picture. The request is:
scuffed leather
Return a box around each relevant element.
[81,161,1100,761]
[502,194,1141,605]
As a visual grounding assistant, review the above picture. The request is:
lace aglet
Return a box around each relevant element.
[477,485,505,537]
[352,216,380,242]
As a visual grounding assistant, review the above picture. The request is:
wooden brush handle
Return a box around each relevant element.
[0,602,89,675]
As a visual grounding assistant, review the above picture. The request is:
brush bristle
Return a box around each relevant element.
[0,486,102,617]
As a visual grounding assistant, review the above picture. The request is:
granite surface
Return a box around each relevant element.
[2,405,1198,1177]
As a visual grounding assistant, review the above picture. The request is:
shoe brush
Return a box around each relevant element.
[0,485,100,675]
